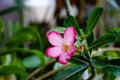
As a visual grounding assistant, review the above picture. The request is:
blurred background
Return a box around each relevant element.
[0,0,120,80]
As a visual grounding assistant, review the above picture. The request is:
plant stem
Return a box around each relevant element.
[88,64,96,80]
[36,63,71,80]
[26,59,55,80]
[91,47,120,56]
[64,0,72,16]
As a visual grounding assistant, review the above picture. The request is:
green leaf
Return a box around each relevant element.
[69,55,89,65]
[0,19,4,45]
[85,7,104,34]
[89,33,116,49]
[16,27,36,35]
[108,29,120,42]
[0,18,4,30]
[106,51,119,59]
[54,64,88,80]
[22,55,41,69]
[16,27,44,51]
[8,21,14,37]
[34,29,44,51]
[0,48,29,56]
[16,72,27,80]
[5,27,37,46]
[63,16,80,35]
[90,55,109,68]
[103,71,115,80]
[5,33,34,46]
[87,32,94,46]
[0,65,25,75]
[54,27,66,33]
[14,22,21,33]
[31,50,45,69]
[105,59,120,76]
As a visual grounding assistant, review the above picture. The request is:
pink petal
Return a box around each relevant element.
[45,47,62,58]
[48,31,63,46]
[67,43,75,57]
[64,27,76,45]
[58,53,70,64]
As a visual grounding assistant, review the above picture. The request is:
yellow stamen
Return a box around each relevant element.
[62,44,69,52]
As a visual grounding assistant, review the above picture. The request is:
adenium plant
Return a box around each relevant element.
[45,4,120,80]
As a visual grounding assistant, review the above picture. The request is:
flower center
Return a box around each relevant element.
[62,44,69,52]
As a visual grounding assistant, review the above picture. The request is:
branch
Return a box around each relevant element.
[36,63,71,80]
[64,0,72,16]
[91,47,120,56]
[26,59,56,80]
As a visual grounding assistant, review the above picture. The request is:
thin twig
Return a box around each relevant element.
[36,63,71,80]
[64,0,72,16]
[100,47,120,52]
[26,59,56,80]
[92,47,120,56]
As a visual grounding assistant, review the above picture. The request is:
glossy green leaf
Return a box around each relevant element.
[87,32,94,46]
[0,65,25,75]
[54,27,66,33]
[89,29,120,49]
[54,64,88,80]
[22,55,41,69]
[0,19,4,30]
[103,71,115,80]
[90,55,109,68]
[34,29,44,51]
[54,63,63,69]
[16,72,27,80]
[14,22,21,33]
[0,19,4,45]
[69,55,89,65]
[108,29,120,42]
[5,33,34,46]
[16,27,36,35]
[16,27,44,51]
[105,59,120,76]
[85,7,104,34]
[31,50,45,68]
[89,33,116,49]
[106,51,119,59]
[5,27,37,46]
[8,21,14,37]
[63,16,80,35]
[0,48,29,56]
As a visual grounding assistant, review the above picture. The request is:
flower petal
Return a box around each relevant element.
[45,47,62,58]
[64,27,76,45]
[67,43,75,57]
[58,53,70,64]
[48,31,63,46]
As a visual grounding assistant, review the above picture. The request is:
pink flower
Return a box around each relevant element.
[45,27,76,64]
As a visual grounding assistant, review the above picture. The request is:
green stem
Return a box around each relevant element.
[18,10,23,28]
[88,64,96,80]
[64,0,72,16]
[35,30,44,52]
[83,39,91,60]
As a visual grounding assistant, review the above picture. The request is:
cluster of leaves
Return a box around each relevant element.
[0,0,54,79]
[53,7,120,80]
[0,19,48,79]
[0,2,120,79]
